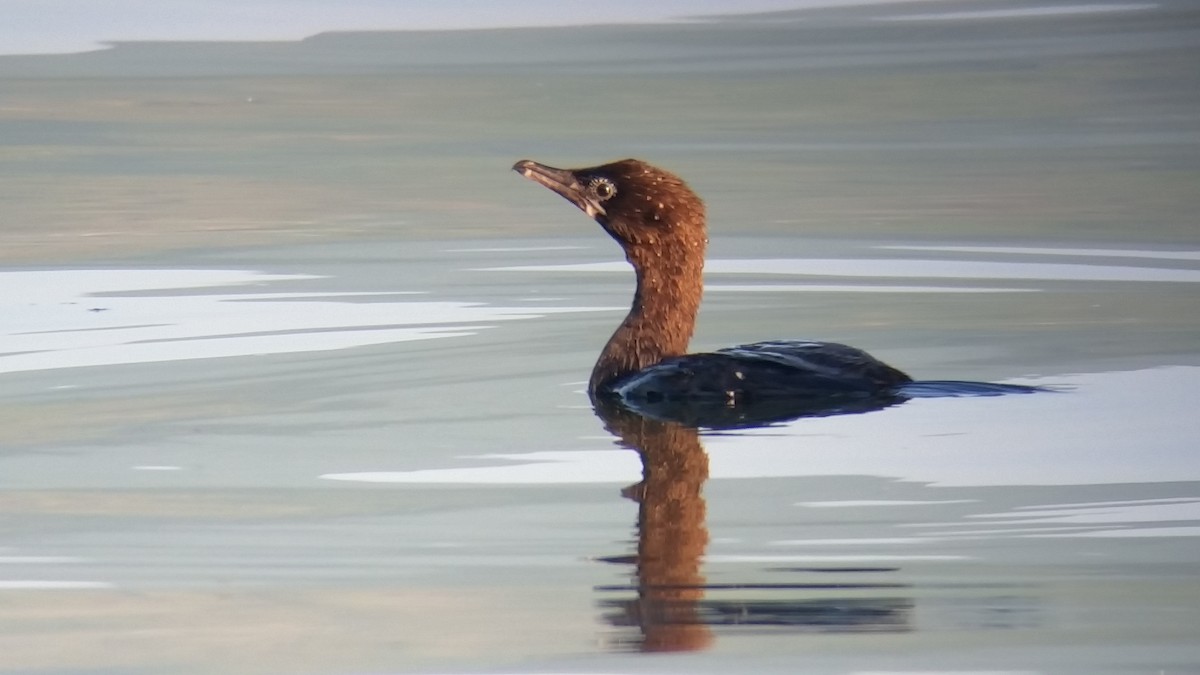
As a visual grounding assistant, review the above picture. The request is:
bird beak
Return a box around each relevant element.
[512,159,606,218]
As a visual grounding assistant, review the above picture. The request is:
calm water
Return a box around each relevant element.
[2,3,1199,674]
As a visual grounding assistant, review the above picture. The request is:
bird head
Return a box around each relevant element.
[513,158,707,257]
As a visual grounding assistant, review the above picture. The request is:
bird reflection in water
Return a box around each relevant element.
[591,397,913,653]
[594,397,715,652]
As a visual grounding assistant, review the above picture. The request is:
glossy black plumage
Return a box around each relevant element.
[609,340,912,402]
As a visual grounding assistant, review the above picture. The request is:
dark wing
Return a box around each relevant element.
[715,340,913,390]
[609,339,910,402]
[599,339,912,427]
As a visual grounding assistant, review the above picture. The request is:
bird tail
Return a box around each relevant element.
[895,380,1058,398]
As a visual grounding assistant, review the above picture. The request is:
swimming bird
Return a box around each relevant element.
[513,158,1039,420]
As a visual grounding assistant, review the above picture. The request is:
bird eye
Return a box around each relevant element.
[591,178,617,201]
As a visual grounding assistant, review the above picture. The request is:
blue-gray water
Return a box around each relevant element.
[1,3,1198,673]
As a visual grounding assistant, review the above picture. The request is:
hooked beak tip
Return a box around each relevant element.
[512,159,533,175]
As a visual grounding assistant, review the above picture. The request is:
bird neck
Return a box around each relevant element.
[590,243,705,393]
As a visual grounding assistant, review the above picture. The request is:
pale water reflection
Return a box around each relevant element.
[490,257,1200,283]
[0,269,614,374]
[323,366,1197,488]
[881,245,1200,261]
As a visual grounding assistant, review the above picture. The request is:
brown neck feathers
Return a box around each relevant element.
[589,227,706,392]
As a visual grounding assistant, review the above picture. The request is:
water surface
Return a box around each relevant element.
[1,3,1198,674]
